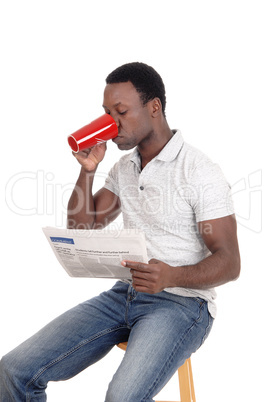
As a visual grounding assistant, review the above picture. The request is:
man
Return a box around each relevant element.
[0,62,240,401]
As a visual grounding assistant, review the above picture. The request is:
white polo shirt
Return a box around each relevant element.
[104,130,234,317]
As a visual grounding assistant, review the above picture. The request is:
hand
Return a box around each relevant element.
[121,259,174,294]
[72,142,107,172]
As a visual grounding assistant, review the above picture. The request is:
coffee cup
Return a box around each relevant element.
[68,114,118,153]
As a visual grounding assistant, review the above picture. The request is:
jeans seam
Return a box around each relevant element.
[25,324,128,398]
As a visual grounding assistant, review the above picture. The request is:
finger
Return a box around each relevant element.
[130,269,150,280]
[149,258,160,264]
[132,277,151,292]
[72,150,89,159]
[132,282,156,294]
[94,142,107,150]
[121,260,150,271]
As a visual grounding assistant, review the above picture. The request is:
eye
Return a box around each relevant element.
[118,110,127,116]
[102,105,111,115]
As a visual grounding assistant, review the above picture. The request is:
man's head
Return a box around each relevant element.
[106,62,166,117]
[103,62,169,152]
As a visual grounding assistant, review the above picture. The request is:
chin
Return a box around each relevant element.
[117,143,136,151]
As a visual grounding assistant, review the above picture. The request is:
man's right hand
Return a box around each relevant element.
[72,142,107,172]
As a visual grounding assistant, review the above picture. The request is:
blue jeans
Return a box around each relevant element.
[0,282,213,401]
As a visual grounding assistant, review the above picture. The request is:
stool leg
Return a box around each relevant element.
[178,358,196,402]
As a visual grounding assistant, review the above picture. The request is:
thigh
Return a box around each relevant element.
[106,292,213,402]
[1,282,130,397]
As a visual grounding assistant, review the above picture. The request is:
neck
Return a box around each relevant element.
[138,120,173,169]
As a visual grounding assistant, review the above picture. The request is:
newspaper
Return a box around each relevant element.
[42,227,148,279]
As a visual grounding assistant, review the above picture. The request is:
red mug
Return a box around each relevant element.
[68,114,118,153]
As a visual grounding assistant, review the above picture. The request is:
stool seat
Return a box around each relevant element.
[117,342,196,402]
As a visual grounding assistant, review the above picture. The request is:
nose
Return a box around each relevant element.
[110,113,120,130]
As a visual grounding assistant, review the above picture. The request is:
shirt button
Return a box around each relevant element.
[139,186,144,190]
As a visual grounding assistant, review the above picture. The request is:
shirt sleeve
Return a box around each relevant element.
[103,161,120,196]
[189,160,235,222]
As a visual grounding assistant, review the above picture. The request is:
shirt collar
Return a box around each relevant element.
[155,129,184,161]
[130,129,184,166]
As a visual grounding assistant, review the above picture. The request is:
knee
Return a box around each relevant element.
[0,352,26,390]
[0,354,15,396]
[0,354,12,379]
[0,353,20,387]
[0,353,31,401]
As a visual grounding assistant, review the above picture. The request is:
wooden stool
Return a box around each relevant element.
[117,342,196,402]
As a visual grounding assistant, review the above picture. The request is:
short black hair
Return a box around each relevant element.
[106,62,166,116]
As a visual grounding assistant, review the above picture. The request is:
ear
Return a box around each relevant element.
[150,97,162,118]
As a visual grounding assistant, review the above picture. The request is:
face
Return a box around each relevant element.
[102,81,155,150]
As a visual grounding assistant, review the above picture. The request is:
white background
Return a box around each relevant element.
[0,1,266,401]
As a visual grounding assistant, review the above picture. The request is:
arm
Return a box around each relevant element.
[67,143,121,230]
[122,214,241,294]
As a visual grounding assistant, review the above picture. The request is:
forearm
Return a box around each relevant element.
[169,249,240,289]
[123,249,240,295]
[67,167,96,229]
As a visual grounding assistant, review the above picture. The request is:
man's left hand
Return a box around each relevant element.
[121,259,174,294]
